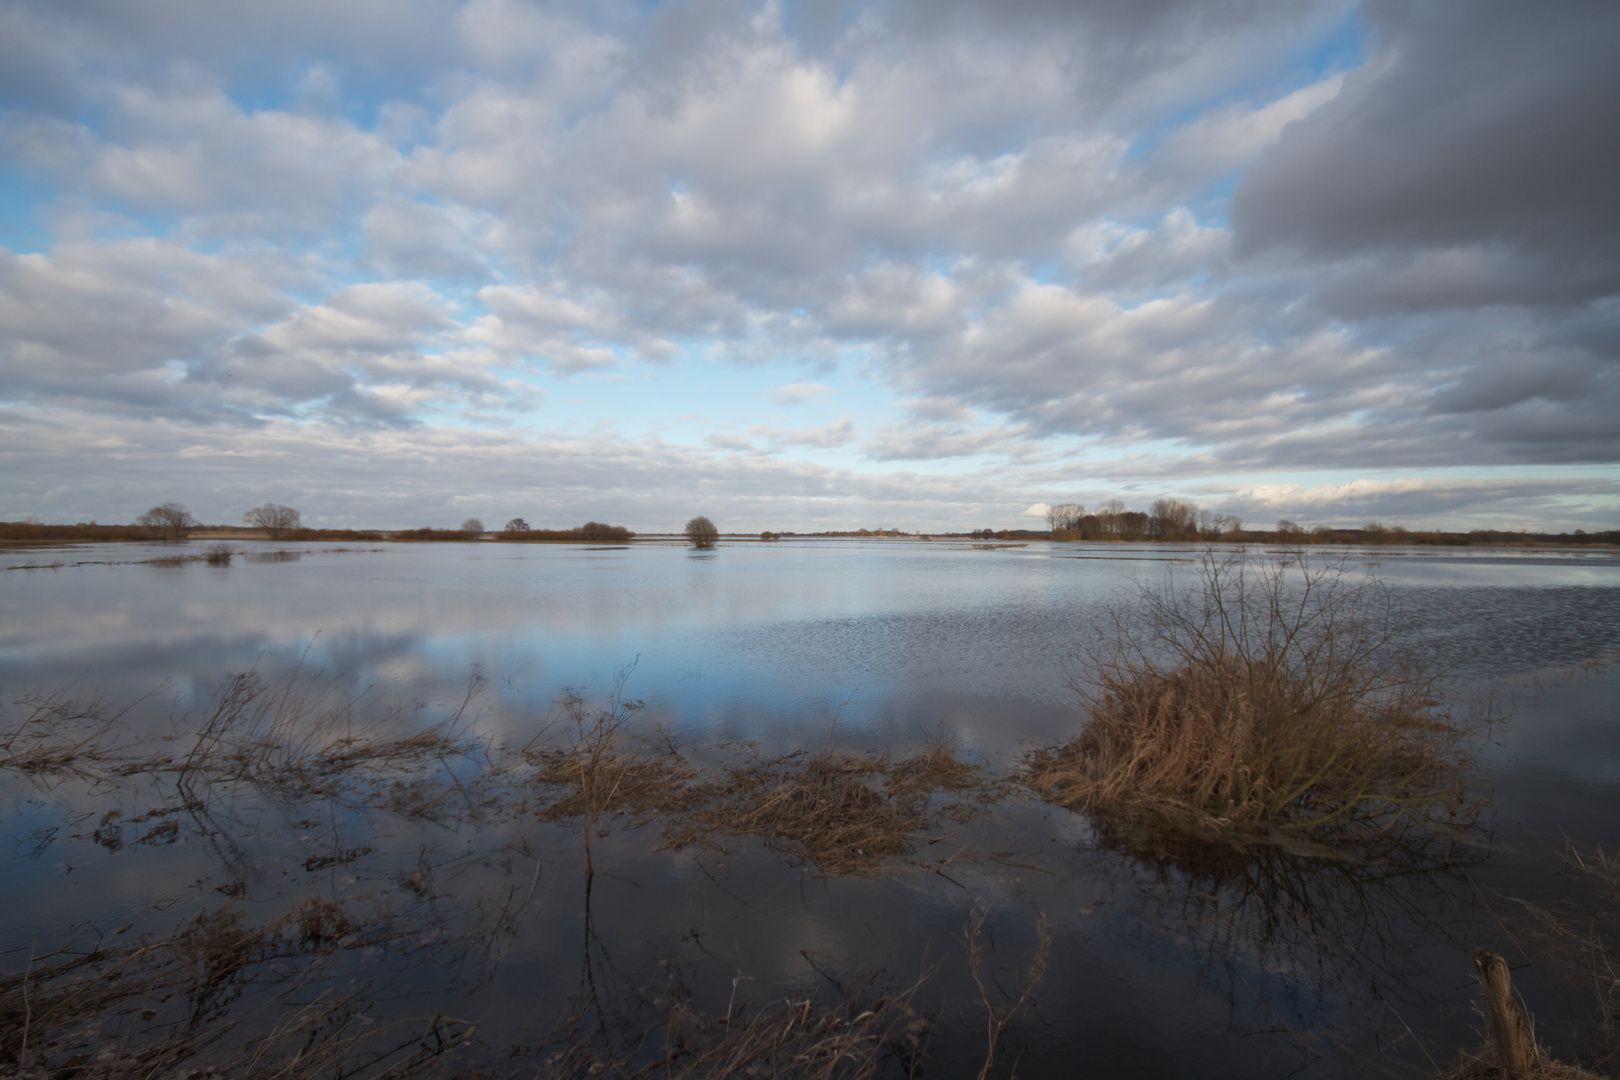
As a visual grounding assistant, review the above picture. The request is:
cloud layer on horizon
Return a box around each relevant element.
[0,0,1615,531]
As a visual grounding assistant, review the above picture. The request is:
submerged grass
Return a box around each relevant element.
[533,983,927,1080]
[1028,548,1483,849]
[1,897,472,1079]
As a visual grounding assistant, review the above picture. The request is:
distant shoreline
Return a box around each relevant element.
[2,519,1615,551]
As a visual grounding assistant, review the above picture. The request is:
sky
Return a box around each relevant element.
[0,0,1616,534]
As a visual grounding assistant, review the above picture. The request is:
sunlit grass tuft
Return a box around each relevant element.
[1028,549,1485,847]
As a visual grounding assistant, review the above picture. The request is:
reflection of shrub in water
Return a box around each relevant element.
[1098,815,1480,990]
[1029,549,1484,848]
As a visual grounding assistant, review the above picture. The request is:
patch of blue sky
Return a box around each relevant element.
[217,59,443,136]
[1303,7,1367,81]
[1122,5,1363,165]
[0,167,52,254]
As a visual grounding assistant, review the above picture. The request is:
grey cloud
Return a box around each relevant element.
[361,200,496,281]
[1233,1,1620,311]
[1226,476,1620,530]
[864,419,1032,462]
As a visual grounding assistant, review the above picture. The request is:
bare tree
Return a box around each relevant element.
[1045,502,1083,533]
[138,502,198,540]
[684,515,719,549]
[460,517,485,535]
[504,518,530,533]
[1149,498,1197,541]
[1095,498,1127,539]
[242,503,301,539]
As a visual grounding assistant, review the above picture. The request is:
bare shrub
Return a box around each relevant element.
[685,515,719,549]
[1028,549,1482,845]
[242,503,300,538]
[204,542,235,565]
[138,502,198,540]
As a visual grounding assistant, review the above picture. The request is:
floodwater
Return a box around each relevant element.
[3,538,1619,1077]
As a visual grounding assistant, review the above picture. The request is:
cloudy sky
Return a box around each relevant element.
[1,0,1616,533]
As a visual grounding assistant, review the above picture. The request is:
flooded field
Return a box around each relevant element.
[2,539,1618,1078]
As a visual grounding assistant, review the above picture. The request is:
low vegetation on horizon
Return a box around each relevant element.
[2,495,1613,550]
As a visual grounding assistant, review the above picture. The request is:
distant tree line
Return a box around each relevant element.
[1034,498,1245,542]
[488,519,635,543]
[3,502,1614,550]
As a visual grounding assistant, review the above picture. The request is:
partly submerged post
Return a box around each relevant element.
[1471,948,1535,1078]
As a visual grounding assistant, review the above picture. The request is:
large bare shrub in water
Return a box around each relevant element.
[684,515,718,549]
[1029,550,1479,841]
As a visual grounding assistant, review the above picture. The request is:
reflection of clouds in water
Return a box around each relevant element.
[2,542,1618,770]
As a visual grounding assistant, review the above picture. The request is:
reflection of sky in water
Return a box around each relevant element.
[4,540,1619,757]
[4,539,1619,1077]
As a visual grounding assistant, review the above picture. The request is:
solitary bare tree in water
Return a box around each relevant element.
[684,515,718,549]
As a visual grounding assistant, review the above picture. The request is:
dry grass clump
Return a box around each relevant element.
[884,730,981,796]
[697,751,929,874]
[1028,550,1480,846]
[525,694,712,822]
[524,680,988,875]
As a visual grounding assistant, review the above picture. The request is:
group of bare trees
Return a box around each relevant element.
[138,502,200,540]
[1044,498,1244,542]
[132,501,305,541]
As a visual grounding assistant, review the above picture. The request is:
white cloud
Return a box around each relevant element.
[0,0,1614,531]
[770,381,835,405]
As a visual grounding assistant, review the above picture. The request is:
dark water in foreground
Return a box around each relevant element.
[2,539,1618,1077]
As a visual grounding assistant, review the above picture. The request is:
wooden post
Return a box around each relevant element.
[1471,947,1536,1078]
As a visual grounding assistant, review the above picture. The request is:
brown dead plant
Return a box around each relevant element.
[1028,548,1481,848]
[0,686,136,782]
[173,663,486,805]
[1441,949,1606,1080]
[884,726,981,796]
[698,750,929,875]
[964,901,1051,1080]
[524,666,720,884]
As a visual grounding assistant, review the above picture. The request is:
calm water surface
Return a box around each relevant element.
[3,539,1618,1077]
